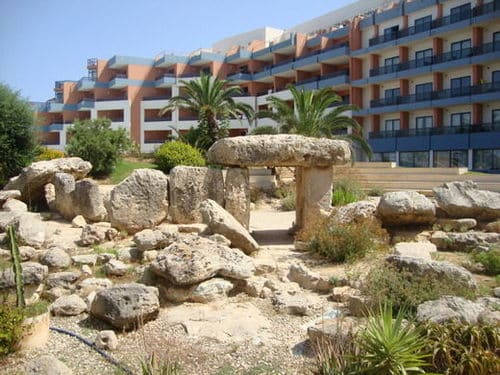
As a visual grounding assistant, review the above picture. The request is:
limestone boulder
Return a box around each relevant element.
[162,278,234,303]
[287,263,332,293]
[45,271,81,289]
[224,168,250,228]
[0,262,48,288]
[104,259,129,277]
[133,228,178,251]
[0,190,21,205]
[4,157,91,204]
[40,248,72,270]
[485,220,500,233]
[79,222,119,246]
[25,355,73,375]
[308,316,362,343]
[416,296,487,324]
[77,277,113,297]
[272,290,322,316]
[107,169,169,234]
[15,213,47,249]
[51,294,87,316]
[207,134,351,167]
[393,242,437,261]
[72,179,107,222]
[433,218,477,232]
[386,255,476,290]
[169,166,224,224]
[2,199,27,212]
[377,191,435,226]
[94,330,118,351]
[90,283,160,330]
[53,172,76,220]
[200,199,259,254]
[71,254,97,267]
[433,181,500,221]
[329,199,379,225]
[151,234,255,286]
[430,231,500,252]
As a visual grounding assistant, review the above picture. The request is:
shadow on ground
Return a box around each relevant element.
[252,229,294,246]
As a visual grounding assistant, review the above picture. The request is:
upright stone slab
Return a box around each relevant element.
[224,168,250,229]
[169,166,224,224]
[296,166,334,230]
[72,179,107,222]
[53,173,76,220]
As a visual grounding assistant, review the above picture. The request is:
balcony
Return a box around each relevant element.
[370,82,500,108]
[144,116,172,122]
[225,48,252,63]
[294,70,350,90]
[369,42,500,78]
[270,33,296,52]
[95,96,128,102]
[77,99,94,110]
[40,123,64,132]
[142,95,171,101]
[154,54,188,67]
[155,74,176,88]
[226,72,253,83]
[108,74,128,89]
[188,51,225,66]
[76,77,96,91]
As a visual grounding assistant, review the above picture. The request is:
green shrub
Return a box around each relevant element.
[154,141,206,174]
[362,264,477,316]
[332,179,365,206]
[304,219,388,263]
[472,248,500,275]
[250,125,278,135]
[0,84,39,186]
[65,118,132,177]
[0,305,24,357]
[36,147,65,161]
[423,320,500,375]
[280,191,296,211]
[356,304,428,375]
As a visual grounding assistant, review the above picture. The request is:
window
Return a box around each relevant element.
[494,32,500,51]
[88,69,97,81]
[492,71,500,90]
[384,88,400,105]
[383,119,400,132]
[399,152,429,167]
[493,109,500,124]
[384,25,399,42]
[385,56,400,73]
[450,76,471,96]
[451,39,472,59]
[415,82,433,101]
[372,152,396,162]
[433,150,468,167]
[473,149,500,170]
[415,48,433,66]
[414,15,432,33]
[414,116,433,130]
[55,92,63,103]
[450,3,471,23]
[450,112,471,127]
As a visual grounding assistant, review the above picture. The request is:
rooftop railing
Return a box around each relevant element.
[369,122,500,139]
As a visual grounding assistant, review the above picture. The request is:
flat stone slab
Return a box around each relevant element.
[207,135,351,167]
[394,242,437,261]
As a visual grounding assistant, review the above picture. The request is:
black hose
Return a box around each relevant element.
[49,326,135,375]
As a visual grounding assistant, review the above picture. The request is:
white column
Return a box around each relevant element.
[468,149,474,170]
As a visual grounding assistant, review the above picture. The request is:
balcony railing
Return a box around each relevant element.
[370,82,500,108]
[370,41,500,77]
[144,117,172,122]
[142,95,171,101]
[95,96,128,102]
[179,115,199,121]
[369,122,500,139]
[368,0,498,47]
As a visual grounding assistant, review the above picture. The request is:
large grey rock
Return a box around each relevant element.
[308,316,361,343]
[51,294,87,316]
[79,222,119,246]
[90,283,159,330]
[485,220,500,233]
[71,254,97,267]
[377,191,436,226]
[108,169,169,234]
[77,277,113,297]
[0,190,21,205]
[133,228,178,251]
[430,231,500,252]
[72,179,107,222]
[433,218,477,232]
[433,181,500,221]
[393,242,437,261]
[200,199,259,254]
[287,263,332,293]
[0,262,48,288]
[169,166,224,224]
[94,330,118,351]
[224,167,250,228]
[207,134,351,167]
[386,255,476,290]
[272,290,321,316]
[40,248,71,270]
[45,271,81,289]
[162,278,234,303]
[416,296,487,324]
[53,173,76,220]
[15,213,47,249]
[25,354,73,375]
[104,259,129,276]
[329,199,379,225]
[4,157,91,204]
[151,234,255,286]
[2,198,27,212]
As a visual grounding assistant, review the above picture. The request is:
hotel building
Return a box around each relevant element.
[35,0,500,170]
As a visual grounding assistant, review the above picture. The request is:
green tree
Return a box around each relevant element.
[65,118,131,177]
[258,85,372,158]
[0,84,39,185]
[160,72,254,150]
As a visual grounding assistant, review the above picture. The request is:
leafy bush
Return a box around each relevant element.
[274,186,296,211]
[0,305,24,357]
[472,248,500,275]
[362,264,477,316]
[154,141,206,174]
[332,179,365,206]
[36,147,65,161]
[65,118,131,177]
[250,125,278,135]
[423,320,499,375]
[356,304,428,375]
[0,84,39,186]
[304,218,388,263]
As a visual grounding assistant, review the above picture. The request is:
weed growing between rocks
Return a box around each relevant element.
[0,305,24,357]
[331,179,365,206]
[303,218,388,263]
[362,264,477,316]
[472,247,500,276]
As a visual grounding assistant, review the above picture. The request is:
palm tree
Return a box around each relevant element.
[160,72,254,150]
[257,85,372,158]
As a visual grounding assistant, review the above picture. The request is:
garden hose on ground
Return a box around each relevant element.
[49,326,135,375]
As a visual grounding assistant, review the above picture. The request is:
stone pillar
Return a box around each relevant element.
[224,167,250,229]
[53,172,76,220]
[295,166,333,232]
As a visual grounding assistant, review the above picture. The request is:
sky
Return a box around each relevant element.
[0,0,355,102]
